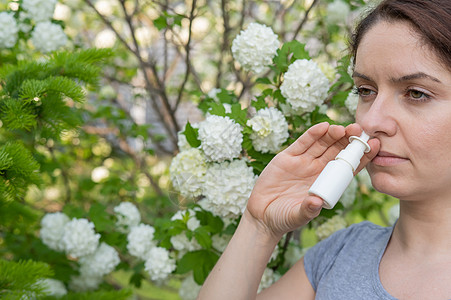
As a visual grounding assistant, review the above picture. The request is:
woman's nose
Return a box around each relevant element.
[356,93,397,138]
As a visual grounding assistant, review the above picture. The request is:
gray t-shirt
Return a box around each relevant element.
[304,221,397,299]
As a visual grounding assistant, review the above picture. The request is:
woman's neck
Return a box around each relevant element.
[392,199,451,258]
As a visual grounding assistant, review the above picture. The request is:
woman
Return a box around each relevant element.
[198,0,451,299]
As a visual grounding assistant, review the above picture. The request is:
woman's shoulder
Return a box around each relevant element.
[304,221,392,274]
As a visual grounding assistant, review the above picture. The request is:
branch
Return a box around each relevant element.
[292,0,320,41]
[174,0,197,111]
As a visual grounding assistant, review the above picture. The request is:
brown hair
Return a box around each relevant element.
[350,0,451,70]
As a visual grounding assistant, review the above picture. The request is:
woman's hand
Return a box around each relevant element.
[246,122,380,239]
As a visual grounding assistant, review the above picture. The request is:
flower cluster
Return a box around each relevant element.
[40,212,70,252]
[231,23,280,73]
[0,12,19,48]
[40,212,120,292]
[127,223,157,260]
[326,0,351,25]
[170,114,257,218]
[179,274,202,300]
[21,0,57,22]
[280,59,329,113]
[345,90,359,115]
[37,278,67,298]
[0,0,68,52]
[113,202,141,233]
[169,148,207,198]
[61,218,100,258]
[201,160,257,218]
[144,247,177,281]
[78,243,120,278]
[247,107,289,153]
[198,115,243,162]
[315,215,348,240]
[31,21,68,53]
[126,221,176,281]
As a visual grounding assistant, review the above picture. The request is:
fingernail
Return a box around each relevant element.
[309,204,322,212]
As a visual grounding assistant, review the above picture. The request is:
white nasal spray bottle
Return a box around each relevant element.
[308,132,371,209]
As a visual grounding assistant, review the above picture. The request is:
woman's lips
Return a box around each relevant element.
[371,151,409,166]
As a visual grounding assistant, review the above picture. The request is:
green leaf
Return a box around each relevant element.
[153,15,168,31]
[129,271,145,288]
[207,102,226,116]
[176,250,219,285]
[251,95,268,111]
[194,226,212,249]
[88,202,111,232]
[183,122,201,148]
[255,77,271,85]
[228,103,247,126]
[195,209,224,234]
[273,40,310,73]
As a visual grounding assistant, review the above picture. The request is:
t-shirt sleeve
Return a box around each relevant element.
[303,223,361,291]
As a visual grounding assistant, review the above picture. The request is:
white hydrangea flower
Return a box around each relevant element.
[231,23,280,73]
[40,212,70,252]
[144,247,176,281]
[61,218,100,258]
[113,202,141,233]
[31,22,68,53]
[177,131,190,152]
[388,203,400,225]
[127,223,157,260]
[198,115,243,162]
[316,215,347,241]
[201,160,257,218]
[345,90,359,115]
[170,234,201,253]
[284,243,304,267]
[68,274,102,292]
[22,0,57,22]
[207,88,221,101]
[339,177,358,208]
[38,278,67,297]
[0,12,19,48]
[280,59,329,113]
[170,148,207,198]
[326,0,351,25]
[258,268,276,293]
[79,243,120,277]
[211,234,232,252]
[247,107,289,153]
[179,274,202,300]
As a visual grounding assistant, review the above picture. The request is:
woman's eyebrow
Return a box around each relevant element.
[390,72,442,83]
[352,71,373,81]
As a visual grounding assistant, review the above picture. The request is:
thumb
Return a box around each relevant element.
[299,195,324,222]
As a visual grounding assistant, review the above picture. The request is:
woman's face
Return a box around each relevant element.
[355,21,451,201]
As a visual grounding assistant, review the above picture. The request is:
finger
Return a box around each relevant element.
[305,125,346,158]
[284,122,329,156]
[285,123,346,158]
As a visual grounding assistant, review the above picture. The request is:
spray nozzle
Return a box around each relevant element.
[336,132,371,172]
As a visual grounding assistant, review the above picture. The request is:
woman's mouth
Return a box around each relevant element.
[371,151,409,166]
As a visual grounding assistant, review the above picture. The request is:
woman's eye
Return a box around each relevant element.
[406,89,432,102]
[354,87,376,98]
